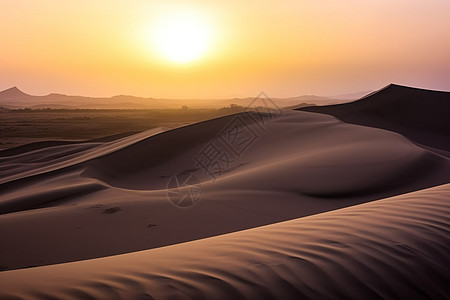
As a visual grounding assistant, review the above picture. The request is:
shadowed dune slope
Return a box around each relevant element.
[0,183,449,299]
[298,84,450,153]
[81,110,450,197]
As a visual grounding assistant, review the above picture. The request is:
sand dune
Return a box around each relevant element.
[0,131,140,158]
[299,84,450,154]
[0,183,449,299]
[0,85,449,298]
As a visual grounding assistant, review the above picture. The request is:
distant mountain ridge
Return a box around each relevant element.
[329,90,372,100]
[0,86,32,100]
[0,87,346,109]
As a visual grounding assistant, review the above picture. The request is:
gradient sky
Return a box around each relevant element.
[1,0,450,98]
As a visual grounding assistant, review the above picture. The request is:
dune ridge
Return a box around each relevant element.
[299,84,450,154]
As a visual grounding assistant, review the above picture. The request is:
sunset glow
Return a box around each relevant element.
[151,10,214,64]
[1,0,449,98]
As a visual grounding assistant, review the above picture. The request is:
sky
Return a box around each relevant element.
[1,0,450,98]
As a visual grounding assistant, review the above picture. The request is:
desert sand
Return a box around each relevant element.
[0,84,449,299]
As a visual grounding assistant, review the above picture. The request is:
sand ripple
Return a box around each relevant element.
[0,184,449,299]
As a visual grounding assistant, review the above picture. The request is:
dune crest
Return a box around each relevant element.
[299,84,450,153]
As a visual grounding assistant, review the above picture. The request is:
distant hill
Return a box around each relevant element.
[283,103,317,110]
[0,87,34,105]
[0,87,343,110]
[298,84,450,152]
[278,95,342,107]
[329,90,373,100]
[0,86,32,99]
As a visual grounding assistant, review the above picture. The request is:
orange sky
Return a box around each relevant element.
[1,0,449,98]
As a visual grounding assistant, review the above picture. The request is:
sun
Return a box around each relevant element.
[152,11,213,64]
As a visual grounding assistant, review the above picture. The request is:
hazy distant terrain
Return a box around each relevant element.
[0,108,245,150]
[0,86,352,110]
[0,86,358,150]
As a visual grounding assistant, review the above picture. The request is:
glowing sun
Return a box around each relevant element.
[152,11,213,64]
